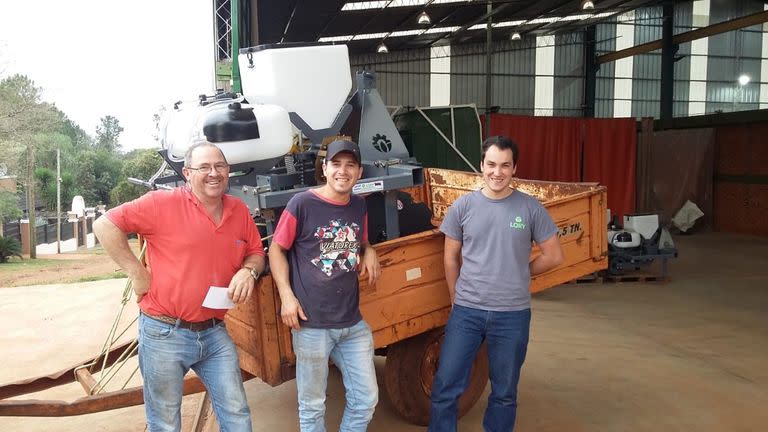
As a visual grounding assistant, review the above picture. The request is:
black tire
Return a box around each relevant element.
[383,327,489,426]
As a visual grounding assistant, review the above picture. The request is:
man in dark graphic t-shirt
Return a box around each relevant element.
[269,139,382,432]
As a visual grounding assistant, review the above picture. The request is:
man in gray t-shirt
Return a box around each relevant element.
[428,136,564,432]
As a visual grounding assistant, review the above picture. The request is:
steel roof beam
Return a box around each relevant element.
[597,9,768,64]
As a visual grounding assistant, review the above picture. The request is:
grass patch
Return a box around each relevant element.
[0,241,141,287]
[0,245,132,287]
[0,257,62,272]
[76,272,127,283]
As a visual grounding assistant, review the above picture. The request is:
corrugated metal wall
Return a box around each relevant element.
[450,43,495,111]
[350,48,430,107]
[632,6,664,118]
[673,2,693,117]
[706,0,763,114]
[554,32,585,117]
[595,23,616,118]
[345,0,765,120]
[448,41,536,115]
[492,40,536,115]
[630,4,692,118]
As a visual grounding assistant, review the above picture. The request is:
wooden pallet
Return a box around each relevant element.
[601,272,670,283]
[566,272,603,284]
[564,271,671,284]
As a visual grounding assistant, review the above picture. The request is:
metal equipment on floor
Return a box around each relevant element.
[607,214,678,277]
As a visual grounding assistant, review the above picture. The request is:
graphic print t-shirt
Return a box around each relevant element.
[272,190,368,328]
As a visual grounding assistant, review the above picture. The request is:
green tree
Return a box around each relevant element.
[60,116,92,149]
[110,149,163,204]
[34,167,54,190]
[94,115,123,152]
[59,172,75,211]
[0,236,22,262]
[0,75,59,258]
[32,132,77,212]
[73,148,122,205]
[34,166,55,210]
[0,189,22,237]
[53,116,93,181]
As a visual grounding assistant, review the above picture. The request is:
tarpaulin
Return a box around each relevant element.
[482,114,637,219]
[484,113,581,182]
[636,119,714,228]
[583,117,637,220]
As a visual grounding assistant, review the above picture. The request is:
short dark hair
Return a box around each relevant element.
[481,135,519,166]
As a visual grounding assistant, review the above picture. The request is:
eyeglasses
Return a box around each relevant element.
[186,163,230,174]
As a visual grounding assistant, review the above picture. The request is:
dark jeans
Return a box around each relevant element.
[428,304,531,432]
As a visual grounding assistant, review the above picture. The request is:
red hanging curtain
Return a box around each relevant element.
[583,118,637,220]
[483,113,581,182]
[480,114,637,219]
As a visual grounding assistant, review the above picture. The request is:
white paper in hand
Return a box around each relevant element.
[202,286,235,309]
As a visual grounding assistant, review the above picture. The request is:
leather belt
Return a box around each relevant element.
[142,312,222,332]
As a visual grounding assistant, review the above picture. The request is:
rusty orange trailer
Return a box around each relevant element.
[0,168,607,425]
[226,168,608,424]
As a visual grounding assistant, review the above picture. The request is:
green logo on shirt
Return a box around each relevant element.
[510,216,526,230]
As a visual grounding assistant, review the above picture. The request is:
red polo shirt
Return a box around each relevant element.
[106,187,264,321]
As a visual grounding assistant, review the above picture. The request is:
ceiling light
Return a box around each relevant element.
[377,43,389,53]
[738,74,750,86]
[581,0,595,10]
[418,11,432,25]
[510,32,521,41]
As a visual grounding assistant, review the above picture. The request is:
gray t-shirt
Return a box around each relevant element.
[440,190,558,311]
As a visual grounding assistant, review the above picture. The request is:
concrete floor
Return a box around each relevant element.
[2,232,767,431]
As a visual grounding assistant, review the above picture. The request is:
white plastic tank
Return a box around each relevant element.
[238,44,352,131]
[161,99,293,166]
[161,100,200,162]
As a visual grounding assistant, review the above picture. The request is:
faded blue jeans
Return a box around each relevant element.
[291,319,378,432]
[428,304,531,432]
[138,314,252,432]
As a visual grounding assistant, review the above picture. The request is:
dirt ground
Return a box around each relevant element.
[1,233,767,432]
[0,242,138,288]
[0,253,119,287]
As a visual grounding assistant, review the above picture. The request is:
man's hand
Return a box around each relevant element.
[130,266,151,303]
[280,294,307,330]
[227,268,255,304]
[360,245,381,286]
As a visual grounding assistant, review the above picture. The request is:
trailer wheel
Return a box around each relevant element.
[383,327,488,426]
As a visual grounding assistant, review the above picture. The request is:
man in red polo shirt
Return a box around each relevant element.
[94,142,264,432]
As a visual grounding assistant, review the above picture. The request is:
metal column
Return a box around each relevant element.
[583,25,597,118]
[231,0,242,93]
[483,0,492,139]
[660,0,676,124]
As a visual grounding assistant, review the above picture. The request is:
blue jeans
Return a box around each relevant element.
[428,305,531,432]
[138,314,251,432]
[291,319,378,432]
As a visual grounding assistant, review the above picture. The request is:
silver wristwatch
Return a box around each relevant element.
[243,266,260,281]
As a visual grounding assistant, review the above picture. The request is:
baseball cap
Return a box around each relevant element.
[325,139,361,165]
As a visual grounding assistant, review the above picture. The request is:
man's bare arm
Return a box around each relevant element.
[268,242,307,329]
[359,242,381,286]
[529,234,564,276]
[443,236,463,304]
[93,216,150,302]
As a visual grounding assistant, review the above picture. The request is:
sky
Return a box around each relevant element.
[0,0,216,151]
